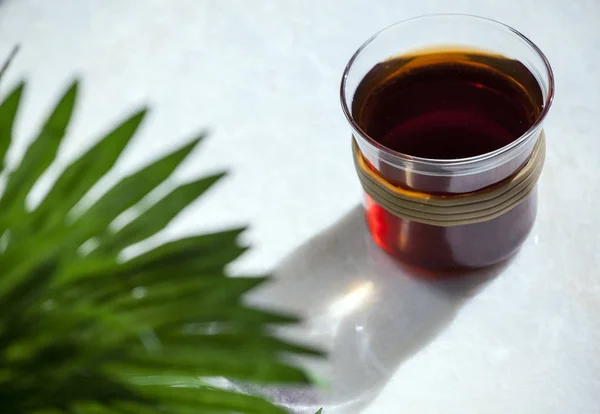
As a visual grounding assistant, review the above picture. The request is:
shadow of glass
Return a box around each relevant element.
[244,205,510,414]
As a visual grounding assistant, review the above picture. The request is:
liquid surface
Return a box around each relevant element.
[352,50,544,159]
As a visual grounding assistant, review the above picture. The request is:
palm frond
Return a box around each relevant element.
[0,45,19,84]
[0,78,322,414]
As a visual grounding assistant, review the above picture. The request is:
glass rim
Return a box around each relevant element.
[340,13,555,168]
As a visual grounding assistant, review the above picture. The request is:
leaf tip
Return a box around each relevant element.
[201,170,228,189]
[0,45,20,78]
[10,44,21,55]
[53,79,80,114]
[4,79,26,100]
[190,131,208,147]
[196,128,210,140]
[14,79,26,91]
[229,226,249,240]
[131,106,150,126]
[180,133,206,155]
[64,79,80,100]
[214,170,227,180]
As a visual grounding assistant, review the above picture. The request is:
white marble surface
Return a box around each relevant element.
[1,0,599,413]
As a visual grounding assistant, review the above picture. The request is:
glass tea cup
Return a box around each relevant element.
[341,15,554,270]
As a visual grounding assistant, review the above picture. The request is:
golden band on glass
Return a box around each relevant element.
[353,131,546,227]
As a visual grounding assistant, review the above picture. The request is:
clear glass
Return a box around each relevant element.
[341,14,554,270]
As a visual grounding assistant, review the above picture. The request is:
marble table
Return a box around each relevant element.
[1,0,599,413]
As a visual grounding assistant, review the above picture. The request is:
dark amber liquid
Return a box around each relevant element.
[352,50,544,269]
[353,50,543,161]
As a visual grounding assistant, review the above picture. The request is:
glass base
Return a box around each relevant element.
[364,191,537,271]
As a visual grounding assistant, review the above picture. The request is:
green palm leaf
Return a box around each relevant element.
[0,81,77,227]
[0,81,24,168]
[0,73,323,414]
[0,45,19,84]
[29,102,147,232]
